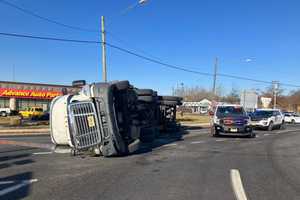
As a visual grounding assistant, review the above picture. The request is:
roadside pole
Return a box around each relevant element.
[273,81,279,109]
[213,57,218,95]
[101,16,107,82]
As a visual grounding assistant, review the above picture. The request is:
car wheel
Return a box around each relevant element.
[1,112,7,117]
[248,131,256,138]
[211,126,219,137]
[280,122,286,130]
[268,121,273,131]
[292,119,296,124]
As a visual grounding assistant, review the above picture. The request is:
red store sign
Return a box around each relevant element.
[0,88,62,99]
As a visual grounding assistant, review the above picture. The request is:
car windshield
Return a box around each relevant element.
[253,111,273,117]
[216,106,246,117]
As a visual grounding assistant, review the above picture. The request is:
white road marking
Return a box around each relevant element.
[264,133,270,136]
[190,141,205,144]
[216,139,226,142]
[163,143,177,147]
[33,151,53,155]
[230,169,248,200]
[0,179,38,196]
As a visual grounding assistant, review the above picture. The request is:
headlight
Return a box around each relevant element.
[245,119,250,125]
[214,118,220,125]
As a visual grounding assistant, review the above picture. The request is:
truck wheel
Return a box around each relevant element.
[138,96,154,103]
[158,96,182,101]
[159,100,178,106]
[135,89,153,96]
[114,81,130,90]
[268,121,273,131]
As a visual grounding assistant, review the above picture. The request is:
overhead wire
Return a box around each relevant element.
[0,31,300,88]
[0,0,99,33]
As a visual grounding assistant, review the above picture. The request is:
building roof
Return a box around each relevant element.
[0,80,77,88]
[183,99,212,107]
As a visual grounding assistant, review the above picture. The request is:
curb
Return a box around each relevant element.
[0,129,50,136]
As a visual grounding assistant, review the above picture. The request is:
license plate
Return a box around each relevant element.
[230,128,238,132]
[87,116,95,128]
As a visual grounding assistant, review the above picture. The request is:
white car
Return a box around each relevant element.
[0,108,11,117]
[250,109,284,131]
[284,113,300,124]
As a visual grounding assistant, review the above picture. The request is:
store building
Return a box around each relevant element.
[0,81,81,111]
[182,99,212,114]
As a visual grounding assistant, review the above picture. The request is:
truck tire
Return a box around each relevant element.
[158,96,182,102]
[138,96,154,103]
[159,100,178,106]
[135,89,153,96]
[114,81,130,91]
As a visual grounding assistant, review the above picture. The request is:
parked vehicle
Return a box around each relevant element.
[0,108,11,117]
[250,109,285,131]
[284,113,300,124]
[211,104,254,137]
[50,80,182,157]
[19,107,44,118]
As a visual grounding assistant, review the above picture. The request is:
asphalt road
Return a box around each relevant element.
[1,125,300,200]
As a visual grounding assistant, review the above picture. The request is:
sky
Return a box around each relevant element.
[0,0,300,95]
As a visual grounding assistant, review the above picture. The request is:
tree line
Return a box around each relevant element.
[173,85,300,112]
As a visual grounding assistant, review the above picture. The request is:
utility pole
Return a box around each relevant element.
[101,16,107,82]
[273,81,279,109]
[212,57,218,95]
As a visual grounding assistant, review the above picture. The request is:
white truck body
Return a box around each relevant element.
[50,93,90,147]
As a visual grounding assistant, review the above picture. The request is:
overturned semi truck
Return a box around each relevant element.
[50,81,182,157]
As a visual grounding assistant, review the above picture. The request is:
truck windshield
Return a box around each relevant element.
[216,106,246,117]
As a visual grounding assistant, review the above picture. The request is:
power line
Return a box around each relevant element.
[105,42,214,77]
[0,0,98,33]
[0,32,100,44]
[105,43,300,88]
[0,31,300,88]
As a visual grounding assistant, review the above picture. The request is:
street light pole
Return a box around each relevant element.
[101,16,107,82]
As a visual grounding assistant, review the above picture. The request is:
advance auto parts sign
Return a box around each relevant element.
[0,88,62,99]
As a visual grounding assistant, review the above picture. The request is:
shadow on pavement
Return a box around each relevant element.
[0,172,34,200]
[0,153,34,170]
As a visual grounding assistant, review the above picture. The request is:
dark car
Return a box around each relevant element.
[211,105,255,138]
